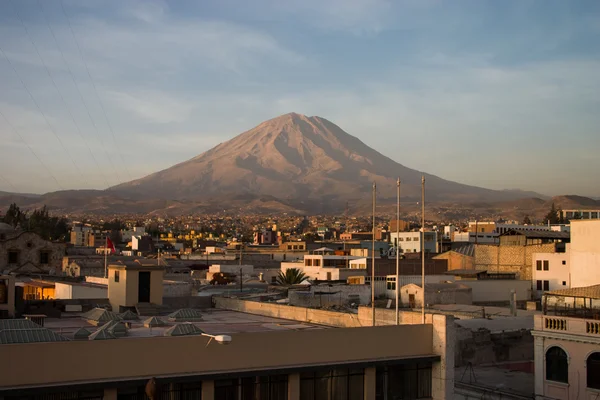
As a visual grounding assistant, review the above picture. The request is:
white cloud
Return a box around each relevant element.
[105,90,195,124]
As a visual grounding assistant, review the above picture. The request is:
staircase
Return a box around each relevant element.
[135,302,172,316]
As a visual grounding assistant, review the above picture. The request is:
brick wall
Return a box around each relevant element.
[475,243,557,280]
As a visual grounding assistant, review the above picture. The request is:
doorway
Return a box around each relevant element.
[409,294,416,308]
[138,271,151,303]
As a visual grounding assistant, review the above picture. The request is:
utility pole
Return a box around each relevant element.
[396,178,401,325]
[421,175,426,324]
[104,235,108,279]
[372,182,376,327]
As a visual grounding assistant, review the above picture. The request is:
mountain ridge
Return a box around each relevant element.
[109,112,544,205]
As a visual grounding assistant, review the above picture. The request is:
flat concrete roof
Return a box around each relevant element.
[42,310,327,340]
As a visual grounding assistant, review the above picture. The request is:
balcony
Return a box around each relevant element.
[535,315,600,338]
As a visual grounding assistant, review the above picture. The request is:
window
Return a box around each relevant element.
[587,352,600,389]
[288,245,292,250]
[405,237,411,242]
[214,375,287,400]
[563,281,566,286]
[376,363,432,399]
[114,271,120,282]
[301,368,363,400]
[387,281,396,291]
[543,260,549,271]
[271,276,277,283]
[293,245,298,250]
[544,280,550,291]
[314,259,321,267]
[546,347,568,383]
[39,251,50,265]
[306,259,313,267]
[8,250,19,264]
[536,260,542,271]
[536,280,543,291]
[562,260,566,265]
[413,237,419,242]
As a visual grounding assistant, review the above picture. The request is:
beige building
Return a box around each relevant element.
[0,230,66,274]
[569,220,600,288]
[108,260,164,312]
[533,286,600,399]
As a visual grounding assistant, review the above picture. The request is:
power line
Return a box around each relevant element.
[36,0,118,188]
[60,0,133,182]
[0,172,17,193]
[10,0,93,187]
[0,106,63,190]
[3,7,85,187]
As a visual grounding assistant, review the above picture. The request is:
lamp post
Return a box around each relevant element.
[202,332,232,346]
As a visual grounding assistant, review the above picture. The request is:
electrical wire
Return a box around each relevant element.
[36,0,119,189]
[0,172,17,193]
[10,0,92,187]
[60,0,133,182]
[3,11,85,189]
[0,106,63,190]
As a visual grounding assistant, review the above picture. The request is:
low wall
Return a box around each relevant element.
[459,280,531,303]
[163,281,193,297]
[214,297,363,327]
[163,296,212,309]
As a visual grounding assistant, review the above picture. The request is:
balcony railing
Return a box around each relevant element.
[537,315,600,338]
[545,317,567,331]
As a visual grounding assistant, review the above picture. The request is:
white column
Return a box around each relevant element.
[534,336,545,397]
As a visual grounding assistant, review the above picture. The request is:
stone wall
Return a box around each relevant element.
[0,232,65,274]
[454,326,533,367]
[435,251,475,271]
[475,243,557,280]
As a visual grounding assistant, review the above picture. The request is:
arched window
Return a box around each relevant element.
[587,352,600,389]
[546,347,568,383]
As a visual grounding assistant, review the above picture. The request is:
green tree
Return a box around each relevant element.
[276,268,308,285]
[2,203,27,228]
[28,205,69,241]
[522,215,532,225]
[557,207,565,224]
[543,203,560,224]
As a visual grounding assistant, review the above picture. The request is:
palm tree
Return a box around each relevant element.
[277,268,307,285]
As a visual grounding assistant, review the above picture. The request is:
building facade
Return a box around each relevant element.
[532,250,570,299]
[569,220,600,288]
[389,232,438,254]
[0,231,66,274]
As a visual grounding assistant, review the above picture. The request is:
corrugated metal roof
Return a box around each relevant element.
[452,243,476,257]
[98,321,128,337]
[546,284,600,300]
[73,327,92,340]
[119,310,139,320]
[0,319,40,330]
[144,316,167,327]
[82,308,122,322]
[167,308,204,322]
[0,328,69,344]
[164,323,204,337]
[501,230,570,239]
[88,329,116,341]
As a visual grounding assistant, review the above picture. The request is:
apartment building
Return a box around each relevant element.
[569,220,600,288]
[389,231,438,254]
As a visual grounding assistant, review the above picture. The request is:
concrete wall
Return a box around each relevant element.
[289,285,371,308]
[570,220,600,287]
[0,322,433,390]
[54,282,107,299]
[475,243,558,281]
[458,280,531,303]
[163,280,193,297]
[400,284,472,307]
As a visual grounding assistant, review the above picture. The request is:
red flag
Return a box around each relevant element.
[106,237,116,254]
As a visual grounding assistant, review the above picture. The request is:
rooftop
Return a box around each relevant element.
[38,309,327,341]
[545,284,600,300]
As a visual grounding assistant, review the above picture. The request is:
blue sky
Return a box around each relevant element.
[0,0,599,196]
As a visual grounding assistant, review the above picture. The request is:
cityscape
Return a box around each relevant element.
[1,1,599,400]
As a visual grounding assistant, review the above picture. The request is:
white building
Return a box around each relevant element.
[562,209,600,220]
[389,231,438,254]
[532,248,570,298]
[281,254,365,282]
[54,281,107,299]
[570,220,600,287]
[120,227,146,242]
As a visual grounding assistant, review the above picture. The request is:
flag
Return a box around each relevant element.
[106,237,116,254]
